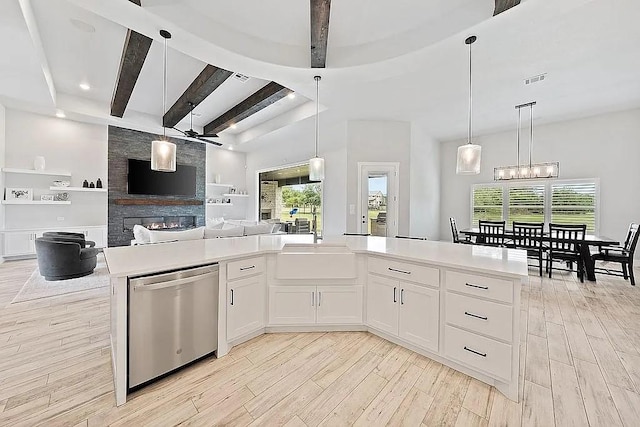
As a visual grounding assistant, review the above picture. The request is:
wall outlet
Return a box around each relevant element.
[57,216,64,221]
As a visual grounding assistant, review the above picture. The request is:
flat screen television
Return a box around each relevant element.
[127,159,196,196]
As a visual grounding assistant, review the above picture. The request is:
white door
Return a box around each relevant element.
[227,275,266,341]
[4,232,36,256]
[316,285,363,324]
[358,163,399,237]
[269,285,316,325]
[366,274,399,335]
[398,282,440,352]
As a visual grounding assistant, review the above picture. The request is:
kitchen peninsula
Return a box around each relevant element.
[104,235,528,406]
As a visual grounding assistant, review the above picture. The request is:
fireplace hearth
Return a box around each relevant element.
[123,216,196,232]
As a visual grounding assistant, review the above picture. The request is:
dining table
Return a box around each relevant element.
[458,228,619,282]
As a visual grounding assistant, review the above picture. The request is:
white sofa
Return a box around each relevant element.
[131,220,280,245]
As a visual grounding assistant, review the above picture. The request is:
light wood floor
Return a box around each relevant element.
[0,260,639,426]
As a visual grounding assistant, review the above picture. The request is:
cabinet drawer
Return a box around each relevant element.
[227,256,265,281]
[446,292,513,342]
[445,271,513,303]
[369,258,439,288]
[444,325,512,381]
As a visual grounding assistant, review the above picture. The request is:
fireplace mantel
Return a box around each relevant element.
[114,199,203,206]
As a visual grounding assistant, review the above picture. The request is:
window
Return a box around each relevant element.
[508,185,545,226]
[551,182,597,232]
[472,185,503,226]
[471,179,599,232]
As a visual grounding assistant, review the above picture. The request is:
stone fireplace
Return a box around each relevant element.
[123,216,196,232]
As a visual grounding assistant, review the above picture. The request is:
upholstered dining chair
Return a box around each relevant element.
[592,223,638,286]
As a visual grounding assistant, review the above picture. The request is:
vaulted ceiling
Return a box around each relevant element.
[1,0,639,152]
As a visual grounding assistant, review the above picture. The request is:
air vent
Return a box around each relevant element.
[525,73,546,85]
[233,73,250,83]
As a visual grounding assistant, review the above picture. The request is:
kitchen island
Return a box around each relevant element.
[105,235,528,406]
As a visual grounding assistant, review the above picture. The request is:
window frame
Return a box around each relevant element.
[470,178,600,234]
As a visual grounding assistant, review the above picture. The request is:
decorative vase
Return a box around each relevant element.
[96,178,103,188]
[82,180,89,188]
[33,156,45,171]
[215,174,222,184]
[89,182,95,188]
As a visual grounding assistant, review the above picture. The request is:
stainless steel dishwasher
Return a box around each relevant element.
[128,264,219,389]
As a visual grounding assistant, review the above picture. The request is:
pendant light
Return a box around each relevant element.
[151,30,176,172]
[456,35,482,175]
[309,75,325,181]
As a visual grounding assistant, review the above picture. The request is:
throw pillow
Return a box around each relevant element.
[132,224,151,244]
[148,227,205,244]
[204,226,244,238]
[244,223,274,236]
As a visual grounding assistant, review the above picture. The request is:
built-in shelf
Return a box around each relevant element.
[206,183,234,188]
[114,199,203,206]
[223,194,249,198]
[206,202,234,206]
[49,186,107,193]
[1,168,71,177]
[2,200,71,205]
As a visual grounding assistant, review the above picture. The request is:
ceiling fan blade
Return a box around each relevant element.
[199,133,219,138]
[197,137,222,146]
[172,127,188,136]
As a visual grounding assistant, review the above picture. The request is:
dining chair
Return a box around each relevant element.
[591,223,638,286]
[395,235,428,240]
[547,223,586,282]
[478,220,506,247]
[449,217,472,244]
[511,222,545,276]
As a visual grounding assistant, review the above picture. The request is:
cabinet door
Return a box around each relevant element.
[366,274,399,335]
[399,282,439,352]
[86,228,106,248]
[4,232,35,256]
[227,275,266,341]
[317,285,363,325]
[268,286,316,325]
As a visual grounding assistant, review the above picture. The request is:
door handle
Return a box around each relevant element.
[230,289,234,306]
[400,289,404,305]
[311,291,315,306]
[318,291,322,306]
[393,287,397,303]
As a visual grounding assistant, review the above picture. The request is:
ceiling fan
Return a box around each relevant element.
[172,102,222,146]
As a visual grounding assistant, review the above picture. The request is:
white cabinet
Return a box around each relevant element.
[226,257,266,341]
[269,285,363,326]
[366,273,440,353]
[227,274,266,341]
[4,231,38,256]
[85,228,106,248]
[269,286,317,325]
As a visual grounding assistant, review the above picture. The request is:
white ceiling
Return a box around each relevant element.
[2,0,639,152]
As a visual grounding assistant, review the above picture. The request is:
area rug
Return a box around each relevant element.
[11,255,109,304]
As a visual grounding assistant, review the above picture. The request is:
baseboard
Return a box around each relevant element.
[266,324,368,333]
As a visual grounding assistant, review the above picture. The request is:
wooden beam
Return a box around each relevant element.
[310,0,331,68]
[203,82,293,135]
[110,0,151,117]
[163,65,233,128]
[494,0,520,16]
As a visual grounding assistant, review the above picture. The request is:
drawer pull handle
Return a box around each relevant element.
[239,265,256,271]
[464,346,487,358]
[465,283,489,290]
[388,267,411,275]
[393,287,397,303]
[230,289,234,306]
[464,311,487,321]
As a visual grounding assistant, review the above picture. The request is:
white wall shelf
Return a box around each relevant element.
[2,168,71,177]
[2,200,71,205]
[207,202,234,206]
[206,183,234,188]
[49,186,107,193]
[223,194,249,198]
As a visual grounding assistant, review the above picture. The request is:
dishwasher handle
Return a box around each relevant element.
[133,272,218,292]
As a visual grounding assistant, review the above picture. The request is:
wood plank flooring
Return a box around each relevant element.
[0,259,639,426]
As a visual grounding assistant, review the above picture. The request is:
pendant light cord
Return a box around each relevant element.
[162,35,167,138]
[468,40,472,145]
[529,103,534,169]
[314,76,320,157]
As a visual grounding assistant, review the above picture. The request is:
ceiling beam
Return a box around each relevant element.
[310,0,331,68]
[110,0,152,118]
[494,0,521,16]
[162,65,233,128]
[203,82,293,135]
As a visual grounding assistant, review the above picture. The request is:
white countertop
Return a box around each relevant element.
[103,235,529,279]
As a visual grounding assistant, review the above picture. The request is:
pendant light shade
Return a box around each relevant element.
[309,75,325,181]
[456,35,481,175]
[151,30,176,172]
[151,139,177,172]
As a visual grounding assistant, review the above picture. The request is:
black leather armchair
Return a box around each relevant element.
[35,238,99,281]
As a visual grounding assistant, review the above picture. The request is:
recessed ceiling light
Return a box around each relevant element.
[79,82,91,91]
[70,18,96,33]
[228,146,234,150]
[230,124,237,129]
[55,110,66,119]
[287,93,296,99]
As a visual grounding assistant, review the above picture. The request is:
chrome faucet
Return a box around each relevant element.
[312,206,319,243]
